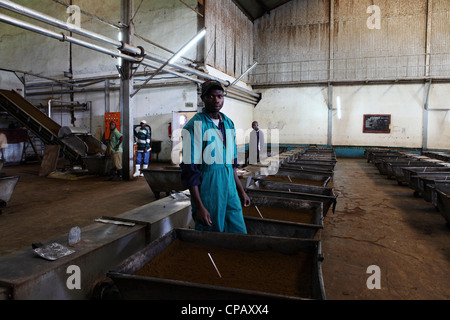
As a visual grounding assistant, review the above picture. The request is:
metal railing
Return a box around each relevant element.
[251,52,450,84]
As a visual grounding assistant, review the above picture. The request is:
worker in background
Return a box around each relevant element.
[0,132,7,163]
[133,120,151,177]
[180,80,250,234]
[249,120,265,164]
[105,121,124,181]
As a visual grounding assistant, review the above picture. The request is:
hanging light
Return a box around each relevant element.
[336,96,342,120]
[169,28,206,65]
[117,30,123,67]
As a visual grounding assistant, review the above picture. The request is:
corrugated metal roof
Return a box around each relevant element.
[232,0,294,21]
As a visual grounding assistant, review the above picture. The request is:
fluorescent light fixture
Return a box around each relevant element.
[336,96,342,119]
[117,31,123,67]
[169,29,206,65]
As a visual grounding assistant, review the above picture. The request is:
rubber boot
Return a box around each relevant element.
[133,165,141,177]
[141,164,148,176]
[117,169,123,181]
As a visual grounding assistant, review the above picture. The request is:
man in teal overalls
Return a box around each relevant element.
[180,80,250,233]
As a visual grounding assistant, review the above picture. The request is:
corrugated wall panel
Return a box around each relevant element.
[252,0,448,85]
[431,0,450,76]
[253,0,330,83]
[205,0,253,80]
[332,0,427,81]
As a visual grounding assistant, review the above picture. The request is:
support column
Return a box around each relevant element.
[327,83,333,147]
[423,80,432,151]
[120,0,134,180]
[425,0,432,77]
[327,0,334,147]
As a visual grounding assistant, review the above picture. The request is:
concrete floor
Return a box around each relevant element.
[0,158,449,300]
[322,158,450,300]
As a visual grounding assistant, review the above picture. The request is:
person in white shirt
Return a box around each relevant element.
[249,121,264,164]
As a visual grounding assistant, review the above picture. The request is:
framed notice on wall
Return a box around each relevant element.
[363,114,391,133]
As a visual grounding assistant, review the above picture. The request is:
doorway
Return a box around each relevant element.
[171,111,196,164]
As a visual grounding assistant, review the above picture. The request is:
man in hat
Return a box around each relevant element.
[105,121,124,181]
[180,80,250,234]
[133,120,151,177]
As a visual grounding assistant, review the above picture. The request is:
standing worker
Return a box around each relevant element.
[133,120,151,177]
[180,80,250,234]
[249,120,264,164]
[105,121,124,181]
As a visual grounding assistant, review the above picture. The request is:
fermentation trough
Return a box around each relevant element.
[375,159,428,176]
[281,161,336,171]
[0,175,19,213]
[430,182,450,225]
[383,161,444,181]
[246,178,337,216]
[391,164,448,185]
[421,177,450,203]
[141,166,186,198]
[107,228,326,300]
[422,151,450,162]
[408,172,450,198]
[296,154,336,161]
[290,159,337,166]
[402,167,450,186]
[256,167,332,187]
[141,166,254,198]
[371,156,408,170]
[243,193,324,239]
[366,151,403,163]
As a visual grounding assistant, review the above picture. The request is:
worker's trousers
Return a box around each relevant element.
[192,164,247,234]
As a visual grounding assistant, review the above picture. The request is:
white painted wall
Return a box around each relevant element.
[427,83,450,150]
[332,84,425,148]
[0,71,24,95]
[132,84,198,161]
[253,83,450,151]
[254,87,329,145]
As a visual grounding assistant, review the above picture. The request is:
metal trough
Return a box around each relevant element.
[290,159,337,166]
[408,172,450,198]
[0,175,19,213]
[107,228,326,300]
[430,182,450,226]
[141,166,186,199]
[256,167,332,187]
[421,177,450,203]
[367,151,403,163]
[402,167,450,186]
[296,154,336,161]
[243,193,324,239]
[282,161,336,171]
[246,178,337,217]
[423,151,450,162]
[384,161,444,181]
[375,159,421,175]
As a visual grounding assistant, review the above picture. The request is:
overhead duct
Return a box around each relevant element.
[0,0,260,103]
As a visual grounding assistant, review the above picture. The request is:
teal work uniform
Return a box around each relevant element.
[181,110,247,234]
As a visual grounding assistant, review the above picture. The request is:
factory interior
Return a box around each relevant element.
[0,0,449,307]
